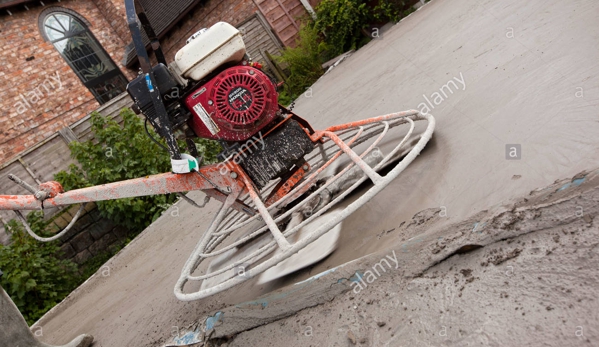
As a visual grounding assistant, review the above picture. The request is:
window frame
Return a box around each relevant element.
[39,7,129,105]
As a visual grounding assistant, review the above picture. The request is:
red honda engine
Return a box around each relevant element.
[185,65,279,142]
[126,22,314,187]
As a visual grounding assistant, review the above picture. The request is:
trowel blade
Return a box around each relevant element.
[257,208,343,284]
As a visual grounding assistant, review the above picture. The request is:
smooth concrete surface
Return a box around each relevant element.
[31,0,599,346]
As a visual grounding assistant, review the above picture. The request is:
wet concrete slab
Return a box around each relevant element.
[34,0,599,346]
[226,169,599,346]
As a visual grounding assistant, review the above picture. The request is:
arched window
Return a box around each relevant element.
[40,9,128,104]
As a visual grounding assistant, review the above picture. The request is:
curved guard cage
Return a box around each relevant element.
[173,111,435,300]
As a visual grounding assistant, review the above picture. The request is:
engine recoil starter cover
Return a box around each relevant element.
[185,66,278,141]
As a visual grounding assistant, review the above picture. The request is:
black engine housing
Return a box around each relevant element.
[239,120,314,189]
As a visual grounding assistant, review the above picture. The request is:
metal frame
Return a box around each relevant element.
[0,110,434,300]
[171,110,435,300]
[0,0,438,302]
[125,0,181,160]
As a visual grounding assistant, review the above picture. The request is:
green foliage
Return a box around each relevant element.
[314,0,415,56]
[275,0,416,104]
[275,24,330,102]
[371,0,416,23]
[54,108,221,232]
[193,137,222,165]
[1,108,224,325]
[53,165,89,192]
[314,0,370,56]
[0,214,78,325]
[277,90,294,107]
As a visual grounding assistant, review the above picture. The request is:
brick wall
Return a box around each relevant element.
[91,0,131,46]
[54,203,130,264]
[0,0,134,164]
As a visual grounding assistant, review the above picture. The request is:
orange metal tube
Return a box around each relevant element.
[0,164,245,211]
[0,111,417,212]
[0,195,41,210]
[314,110,417,138]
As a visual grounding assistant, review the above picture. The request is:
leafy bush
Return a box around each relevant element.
[276,0,416,103]
[371,0,417,23]
[55,108,221,232]
[314,0,416,56]
[314,0,370,56]
[0,109,222,325]
[0,213,78,325]
[275,24,330,102]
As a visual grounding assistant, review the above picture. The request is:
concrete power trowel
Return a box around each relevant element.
[0,1,434,333]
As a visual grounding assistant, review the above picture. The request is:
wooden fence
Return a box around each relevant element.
[252,0,309,47]
[238,12,286,80]
[0,93,133,244]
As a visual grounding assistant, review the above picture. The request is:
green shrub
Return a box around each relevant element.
[314,0,370,56]
[0,108,222,325]
[54,108,221,232]
[275,24,330,102]
[371,0,417,23]
[0,213,78,325]
[314,0,416,56]
[192,138,222,165]
[275,0,417,104]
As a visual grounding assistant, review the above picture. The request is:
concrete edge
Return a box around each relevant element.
[185,168,599,342]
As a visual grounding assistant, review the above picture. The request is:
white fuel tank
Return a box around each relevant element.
[175,22,246,81]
